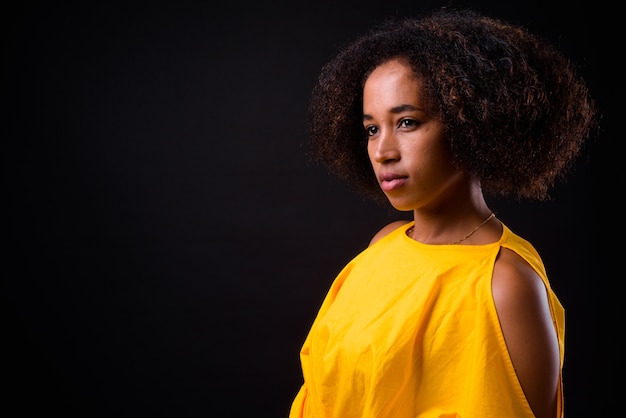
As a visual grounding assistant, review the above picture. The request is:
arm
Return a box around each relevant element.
[492,248,560,418]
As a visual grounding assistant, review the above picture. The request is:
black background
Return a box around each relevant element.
[3,1,613,417]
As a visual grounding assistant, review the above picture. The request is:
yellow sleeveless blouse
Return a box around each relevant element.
[290,222,564,418]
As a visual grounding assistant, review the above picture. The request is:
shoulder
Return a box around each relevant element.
[492,247,560,418]
[492,247,548,303]
[368,220,411,246]
[492,249,556,330]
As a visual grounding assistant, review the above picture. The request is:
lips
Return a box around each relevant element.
[379,172,408,192]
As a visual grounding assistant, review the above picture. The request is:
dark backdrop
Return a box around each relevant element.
[3,1,612,417]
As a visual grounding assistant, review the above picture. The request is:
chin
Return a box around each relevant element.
[386,197,415,212]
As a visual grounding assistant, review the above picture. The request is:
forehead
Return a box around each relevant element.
[363,60,421,105]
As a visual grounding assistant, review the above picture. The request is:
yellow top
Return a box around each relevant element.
[290,222,564,418]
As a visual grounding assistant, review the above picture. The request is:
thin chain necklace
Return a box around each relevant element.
[407,212,495,245]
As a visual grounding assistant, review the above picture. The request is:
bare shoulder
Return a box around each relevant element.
[492,248,560,418]
[492,248,549,304]
[368,220,411,246]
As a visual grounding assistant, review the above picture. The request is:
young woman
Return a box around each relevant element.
[290,8,598,418]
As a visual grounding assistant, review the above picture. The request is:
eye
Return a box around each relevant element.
[399,118,419,129]
[364,125,379,137]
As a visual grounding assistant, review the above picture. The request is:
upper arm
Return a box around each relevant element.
[368,220,410,246]
[492,248,560,418]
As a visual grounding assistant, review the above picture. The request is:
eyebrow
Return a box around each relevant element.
[363,104,420,121]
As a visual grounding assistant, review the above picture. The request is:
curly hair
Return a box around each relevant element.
[307,8,598,202]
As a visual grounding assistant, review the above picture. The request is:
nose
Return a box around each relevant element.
[371,130,400,163]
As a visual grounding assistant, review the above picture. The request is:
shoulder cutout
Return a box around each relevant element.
[368,220,410,246]
[492,248,560,418]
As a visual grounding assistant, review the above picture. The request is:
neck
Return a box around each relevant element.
[409,182,493,244]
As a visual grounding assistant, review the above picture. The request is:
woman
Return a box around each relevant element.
[290,8,597,418]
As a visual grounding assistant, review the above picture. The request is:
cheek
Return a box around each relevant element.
[366,141,377,163]
[424,148,459,181]
[431,144,456,170]
[405,143,449,179]
[403,142,429,166]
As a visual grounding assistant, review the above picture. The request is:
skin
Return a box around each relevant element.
[363,59,560,418]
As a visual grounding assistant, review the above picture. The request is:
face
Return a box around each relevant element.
[363,59,464,212]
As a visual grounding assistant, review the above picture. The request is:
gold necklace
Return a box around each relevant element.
[407,212,495,244]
